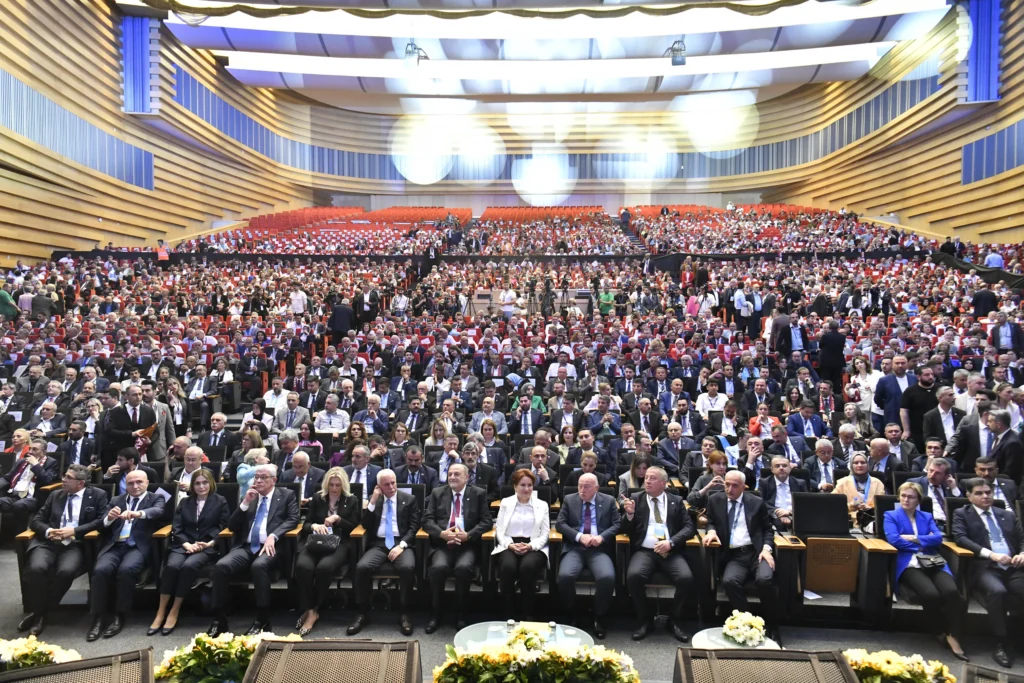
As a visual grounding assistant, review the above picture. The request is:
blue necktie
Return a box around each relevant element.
[986,510,1004,544]
[384,499,395,549]
[249,496,268,553]
[119,497,139,544]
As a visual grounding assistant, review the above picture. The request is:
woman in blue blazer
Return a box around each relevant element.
[884,481,966,661]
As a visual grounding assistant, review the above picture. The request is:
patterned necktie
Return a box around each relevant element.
[652,497,663,524]
[449,492,462,527]
[583,502,592,534]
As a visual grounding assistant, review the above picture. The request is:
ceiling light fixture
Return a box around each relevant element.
[668,38,686,66]
[404,41,429,68]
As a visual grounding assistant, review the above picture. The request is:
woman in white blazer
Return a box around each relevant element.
[492,468,550,620]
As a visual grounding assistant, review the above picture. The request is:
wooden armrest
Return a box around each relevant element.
[16,530,35,541]
[351,525,366,539]
[550,502,560,511]
[942,540,974,558]
[85,530,99,539]
[416,528,428,540]
[616,533,630,545]
[549,530,562,542]
[671,478,684,489]
[207,394,221,400]
[284,525,302,538]
[490,500,500,509]
[776,534,806,551]
[686,537,702,547]
[704,535,722,548]
[152,525,173,539]
[41,483,62,492]
[857,537,896,554]
[218,529,234,538]
[482,529,496,541]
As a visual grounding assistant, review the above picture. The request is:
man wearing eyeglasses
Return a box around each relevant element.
[208,464,299,638]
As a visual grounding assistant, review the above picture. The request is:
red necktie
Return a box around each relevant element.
[449,492,462,527]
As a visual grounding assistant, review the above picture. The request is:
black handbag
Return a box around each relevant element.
[914,552,946,569]
[306,533,341,556]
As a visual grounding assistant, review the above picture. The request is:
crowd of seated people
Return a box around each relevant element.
[445,215,641,256]
[1,244,1023,665]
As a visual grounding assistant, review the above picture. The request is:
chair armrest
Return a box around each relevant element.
[686,537,702,547]
[41,483,62,492]
[218,529,234,538]
[284,525,302,538]
[549,530,562,542]
[483,530,496,541]
[16,530,35,542]
[704,534,721,548]
[942,540,974,558]
[85,530,99,539]
[152,525,173,539]
[416,528,429,540]
[671,478,684,490]
[776,534,806,551]
[207,394,221,400]
[350,525,366,539]
[490,500,499,510]
[550,502,560,512]
[616,533,630,545]
[857,537,896,554]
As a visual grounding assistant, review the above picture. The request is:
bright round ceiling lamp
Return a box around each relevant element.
[451,119,507,187]
[388,115,456,185]
[592,124,680,191]
[512,143,577,207]
[672,89,760,159]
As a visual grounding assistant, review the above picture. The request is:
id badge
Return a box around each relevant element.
[652,523,668,541]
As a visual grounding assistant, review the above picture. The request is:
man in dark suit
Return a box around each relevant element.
[989,409,1024,483]
[972,282,999,320]
[620,465,695,642]
[703,471,778,639]
[344,444,381,506]
[19,464,108,636]
[87,469,166,641]
[514,446,559,502]
[989,312,1024,355]
[975,456,1020,506]
[706,401,742,439]
[394,396,430,442]
[196,412,240,463]
[24,402,67,438]
[555,474,621,638]
[208,464,300,637]
[298,377,329,415]
[629,398,664,440]
[549,395,585,435]
[58,421,96,467]
[0,437,58,524]
[422,464,492,632]
[327,299,355,347]
[806,439,846,492]
[922,386,965,450]
[669,398,706,441]
[509,394,546,438]
[874,355,917,432]
[348,468,421,636]
[462,443,500,502]
[767,425,812,466]
[953,477,1024,667]
[100,386,156,469]
[817,320,847,393]
[868,436,909,493]
[657,422,698,475]
[786,400,831,439]
[830,424,866,464]
[279,452,325,502]
[759,456,809,531]
[908,456,962,524]
[739,379,775,421]
[393,445,439,489]
[102,448,159,496]
[236,347,269,401]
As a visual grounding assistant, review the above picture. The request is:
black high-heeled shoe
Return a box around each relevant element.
[146,622,163,637]
[161,624,177,636]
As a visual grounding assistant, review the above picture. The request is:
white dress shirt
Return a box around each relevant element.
[773,477,792,512]
[370,494,401,540]
[240,490,275,544]
[506,501,535,538]
[641,492,669,549]
[728,497,752,548]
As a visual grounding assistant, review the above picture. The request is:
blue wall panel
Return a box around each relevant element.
[962,118,1024,184]
[0,68,154,190]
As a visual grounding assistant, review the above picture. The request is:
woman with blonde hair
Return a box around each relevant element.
[236,447,269,490]
[295,467,360,635]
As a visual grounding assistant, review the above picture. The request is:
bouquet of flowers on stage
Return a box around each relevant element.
[722,610,766,647]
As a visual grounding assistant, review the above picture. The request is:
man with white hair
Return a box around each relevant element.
[208,464,299,638]
[25,401,66,437]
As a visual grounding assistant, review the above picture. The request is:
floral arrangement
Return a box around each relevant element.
[843,649,956,683]
[433,628,638,683]
[0,636,81,671]
[722,610,766,647]
[155,631,301,683]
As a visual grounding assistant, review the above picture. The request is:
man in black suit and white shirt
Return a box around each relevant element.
[100,386,156,469]
[703,471,778,639]
[196,413,240,463]
[88,469,166,641]
[422,463,492,632]
[348,469,421,637]
[555,474,621,638]
[392,446,439,490]
[0,438,60,523]
[620,466,695,642]
[19,464,108,637]
[806,439,846,492]
[279,452,324,503]
[989,409,1024,483]
[58,421,96,467]
[461,443,500,502]
[974,456,1020,507]
[759,456,808,531]
[953,477,1024,667]
[208,464,300,637]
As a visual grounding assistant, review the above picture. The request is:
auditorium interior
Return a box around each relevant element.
[1,0,1024,680]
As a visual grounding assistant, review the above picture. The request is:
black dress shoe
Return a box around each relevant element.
[146,626,161,637]
[102,614,125,639]
[592,618,607,640]
[399,614,413,636]
[86,616,105,642]
[425,616,440,634]
[668,622,690,643]
[207,618,228,638]
[246,620,268,636]
[770,626,783,648]
[993,642,1012,669]
[161,624,177,637]
[17,613,39,632]
[631,621,654,641]
[347,614,368,636]
[951,650,969,663]
[455,614,467,631]
[28,617,45,638]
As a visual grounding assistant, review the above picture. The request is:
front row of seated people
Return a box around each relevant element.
[15,445,1024,667]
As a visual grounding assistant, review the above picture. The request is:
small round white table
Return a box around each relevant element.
[690,627,781,650]
[453,622,595,651]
